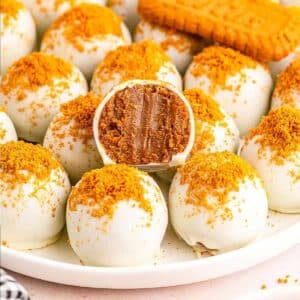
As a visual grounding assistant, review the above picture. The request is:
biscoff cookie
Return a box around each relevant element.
[138,0,300,61]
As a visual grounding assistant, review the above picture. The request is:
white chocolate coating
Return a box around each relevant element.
[272,89,300,109]
[20,0,107,36]
[169,173,268,252]
[185,65,273,136]
[0,111,17,144]
[268,46,300,81]
[0,2,36,75]
[109,0,139,33]
[134,20,208,74]
[280,0,300,6]
[91,60,182,97]
[0,55,88,143]
[67,172,168,266]
[240,137,300,213]
[41,23,131,80]
[44,112,102,184]
[1,167,71,250]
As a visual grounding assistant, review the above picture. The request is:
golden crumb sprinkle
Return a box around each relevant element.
[261,284,267,290]
[184,88,224,125]
[0,141,62,186]
[52,92,102,143]
[43,4,123,52]
[0,52,74,100]
[273,58,300,106]
[93,40,172,85]
[184,88,227,154]
[0,0,24,27]
[68,164,152,219]
[178,152,259,223]
[246,106,300,165]
[190,46,262,93]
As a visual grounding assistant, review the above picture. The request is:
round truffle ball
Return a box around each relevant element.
[0,0,36,75]
[156,88,240,183]
[0,52,88,143]
[1,141,71,250]
[108,0,139,33]
[20,0,106,37]
[185,46,273,136]
[67,164,168,266]
[44,92,102,184]
[240,106,300,213]
[41,4,131,80]
[169,152,268,253]
[184,88,239,155]
[134,20,209,74]
[91,40,182,97]
[271,58,300,109]
[0,109,17,144]
[93,80,194,171]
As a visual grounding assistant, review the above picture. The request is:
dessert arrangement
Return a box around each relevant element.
[0,0,300,273]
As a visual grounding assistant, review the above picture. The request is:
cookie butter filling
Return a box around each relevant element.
[97,83,192,165]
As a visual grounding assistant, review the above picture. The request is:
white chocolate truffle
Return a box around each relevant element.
[185,46,273,136]
[268,46,300,80]
[169,152,268,253]
[67,164,168,266]
[271,58,300,109]
[20,0,106,37]
[93,80,194,172]
[156,88,240,183]
[44,92,102,184]
[240,106,300,213]
[0,52,88,143]
[0,109,17,144]
[184,88,239,155]
[41,4,131,80]
[108,0,139,33]
[1,141,71,250]
[91,40,182,97]
[0,0,36,75]
[134,20,209,74]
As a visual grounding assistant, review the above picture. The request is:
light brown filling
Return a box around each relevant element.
[98,84,191,165]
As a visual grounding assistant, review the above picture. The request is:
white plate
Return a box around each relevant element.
[1,179,300,289]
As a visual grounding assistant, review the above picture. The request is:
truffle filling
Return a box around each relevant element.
[98,84,191,164]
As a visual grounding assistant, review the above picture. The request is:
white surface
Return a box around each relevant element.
[185,65,273,137]
[6,244,300,299]
[108,0,139,33]
[0,111,17,144]
[43,112,102,184]
[41,25,130,80]
[2,175,300,289]
[241,137,300,213]
[169,174,268,252]
[1,167,71,250]
[66,172,168,267]
[0,53,88,143]
[134,20,206,74]
[20,0,107,36]
[0,3,36,75]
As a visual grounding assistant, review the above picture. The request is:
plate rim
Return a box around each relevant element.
[2,219,300,289]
